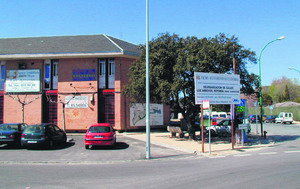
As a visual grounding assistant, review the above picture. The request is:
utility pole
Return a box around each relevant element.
[145,0,151,159]
[231,46,236,149]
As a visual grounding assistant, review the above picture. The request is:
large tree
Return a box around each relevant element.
[125,33,258,139]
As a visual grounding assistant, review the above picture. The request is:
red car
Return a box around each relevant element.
[84,123,116,149]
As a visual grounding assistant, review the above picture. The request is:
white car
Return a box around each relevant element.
[207,119,231,137]
[275,112,293,124]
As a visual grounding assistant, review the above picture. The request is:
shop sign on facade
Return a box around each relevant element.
[130,103,163,126]
[5,69,40,92]
[194,72,241,105]
[72,69,96,81]
[65,96,89,108]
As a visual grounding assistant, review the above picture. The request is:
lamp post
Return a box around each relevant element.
[258,36,285,137]
[145,0,151,159]
[288,67,300,74]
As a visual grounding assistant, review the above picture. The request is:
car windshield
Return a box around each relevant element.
[24,125,45,133]
[89,126,111,133]
[0,124,20,131]
[218,120,231,126]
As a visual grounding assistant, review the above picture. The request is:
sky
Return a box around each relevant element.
[0,0,299,86]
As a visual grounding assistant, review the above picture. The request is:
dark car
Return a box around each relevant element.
[0,123,27,147]
[265,115,277,123]
[21,123,67,149]
[249,115,260,123]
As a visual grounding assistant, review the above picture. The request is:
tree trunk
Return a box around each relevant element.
[181,116,195,140]
[22,104,25,123]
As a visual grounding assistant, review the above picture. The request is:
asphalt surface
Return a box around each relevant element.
[1,141,299,189]
[0,135,193,164]
[0,123,300,188]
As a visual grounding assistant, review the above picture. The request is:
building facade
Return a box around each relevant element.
[0,35,170,131]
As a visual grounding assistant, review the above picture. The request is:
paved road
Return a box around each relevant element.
[0,135,192,163]
[251,122,300,136]
[1,140,299,189]
[0,123,299,188]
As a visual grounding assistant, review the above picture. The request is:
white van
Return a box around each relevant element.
[211,112,227,119]
[275,112,293,124]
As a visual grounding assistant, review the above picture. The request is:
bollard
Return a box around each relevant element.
[263,130,267,139]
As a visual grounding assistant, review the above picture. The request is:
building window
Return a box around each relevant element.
[109,59,115,75]
[44,61,51,90]
[52,60,58,89]
[0,61,5,90]
[44,60,59,90]
[99,58,115,89]
[108,59,115,88]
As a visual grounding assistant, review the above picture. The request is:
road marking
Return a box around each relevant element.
[259,152,277,155]
[233,154,251,157]
[284,150,300,154]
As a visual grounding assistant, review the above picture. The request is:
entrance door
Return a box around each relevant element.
[43,93,58,124]
[98,90,115,125]
[0,94,3,123]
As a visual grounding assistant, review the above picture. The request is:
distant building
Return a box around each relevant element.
[0,35,170,131]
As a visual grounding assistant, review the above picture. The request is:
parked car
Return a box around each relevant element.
[0,123,27,147]
[275,112,293,124]
[249,114,261,123]
[21,123,67,149]
[265,115,277,123]
[84,123,116,149]
[211,118,226,126]
[207,119,231,137]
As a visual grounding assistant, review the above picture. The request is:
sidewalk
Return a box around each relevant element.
[121,131,275,157]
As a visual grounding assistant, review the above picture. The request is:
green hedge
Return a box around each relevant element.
[248,105,300,121]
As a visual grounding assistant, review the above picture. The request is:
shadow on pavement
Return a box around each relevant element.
[243,134,300,145]
[172,133,300,146]
[267,135,300,143]
[149,153,196,160]
[0,144,23,150]
[89,142,129,150]
[24,141,75,151]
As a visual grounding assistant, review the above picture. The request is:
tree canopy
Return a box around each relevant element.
[124,33,258,138]
[263,77,300,103]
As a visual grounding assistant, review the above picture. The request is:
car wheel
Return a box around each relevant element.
[210,130,216,137]
[48,140,54,149]
[14,141,22,148]
[85,145,89,149]
[62,135,67,144]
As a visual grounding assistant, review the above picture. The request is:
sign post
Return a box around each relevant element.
[202,100,211,154]
[194,72,240,153]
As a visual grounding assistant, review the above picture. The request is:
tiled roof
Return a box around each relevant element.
[0,34,140,58]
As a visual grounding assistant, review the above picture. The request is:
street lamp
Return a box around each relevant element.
[145,0,151,159]
[288,67,300,74]
[258,36,285,137]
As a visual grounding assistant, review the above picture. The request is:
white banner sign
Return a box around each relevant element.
[130,103,163,126]
[194,72,241,104]
[6,70,40,92]
[65,96,89,108]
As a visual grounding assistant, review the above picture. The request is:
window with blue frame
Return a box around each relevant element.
[44,63,51,90]
[0,63,5,90]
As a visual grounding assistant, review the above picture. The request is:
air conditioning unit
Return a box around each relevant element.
[18,63,27,69]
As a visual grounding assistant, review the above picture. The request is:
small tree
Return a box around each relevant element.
[8,94,41,123]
